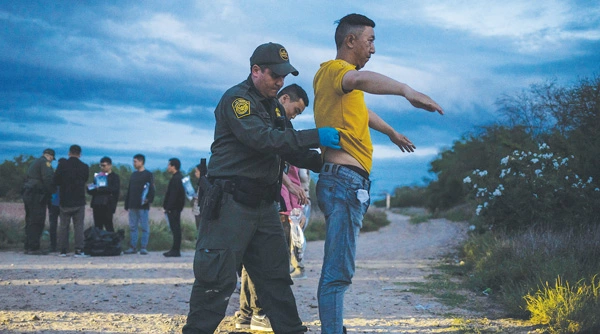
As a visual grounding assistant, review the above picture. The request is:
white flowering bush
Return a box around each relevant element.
[464,143,600,231]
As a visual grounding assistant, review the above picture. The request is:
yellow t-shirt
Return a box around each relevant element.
[313,59,373,173]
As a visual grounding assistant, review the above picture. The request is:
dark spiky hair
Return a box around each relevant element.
[334,13,375,49]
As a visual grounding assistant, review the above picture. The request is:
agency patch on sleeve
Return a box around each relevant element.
[232,98,251,118]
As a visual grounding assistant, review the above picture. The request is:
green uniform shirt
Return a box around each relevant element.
[208,76,321,184]
[25,156,54,194]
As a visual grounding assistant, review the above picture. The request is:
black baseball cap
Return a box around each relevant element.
[43,148,56,160]
[250,42,299,76]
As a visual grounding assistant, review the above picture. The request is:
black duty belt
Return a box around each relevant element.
[212,177,278,201]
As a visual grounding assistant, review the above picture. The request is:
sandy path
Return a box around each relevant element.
[0,211,535,333]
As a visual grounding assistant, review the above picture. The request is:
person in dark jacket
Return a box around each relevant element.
[163,158,186,257]
[22,148,55,255]
[87,156,120,232]
[123,154,155,255]
[236,84,312,331]
[183,42,339,334]
[54,145,90,257]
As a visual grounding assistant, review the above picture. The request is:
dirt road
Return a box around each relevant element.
[0,211,535,333]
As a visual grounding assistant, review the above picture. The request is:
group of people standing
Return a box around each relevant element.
[182,13,443,334]
[21,147,189,258]
[23,145,96,257]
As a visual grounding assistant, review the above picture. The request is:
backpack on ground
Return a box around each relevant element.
[83,227,124,256]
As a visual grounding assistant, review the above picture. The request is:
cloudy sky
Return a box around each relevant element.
[2,1,599,198]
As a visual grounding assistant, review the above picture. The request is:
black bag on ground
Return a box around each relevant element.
[83,227,124,256]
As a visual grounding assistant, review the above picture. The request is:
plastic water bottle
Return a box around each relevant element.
[182,176,196,200]
[141,182,150,205]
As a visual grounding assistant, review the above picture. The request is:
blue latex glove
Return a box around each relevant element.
[318,127,341,150]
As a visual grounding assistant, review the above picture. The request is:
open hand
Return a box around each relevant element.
[391,132,416,153]
[405,90,444,115]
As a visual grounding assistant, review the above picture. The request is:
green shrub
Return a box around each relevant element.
[464,143,600,232]
[0,216,24,249]
[525,276,600,334]
[361,208,390,232]
[425,125,534,213]
[373,186,427,208]
[439,204,473,222]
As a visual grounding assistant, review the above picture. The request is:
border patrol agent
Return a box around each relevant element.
[22,148,55,254]
[183,43,341,334]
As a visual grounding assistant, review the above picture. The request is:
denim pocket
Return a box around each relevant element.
[316,179,337,217]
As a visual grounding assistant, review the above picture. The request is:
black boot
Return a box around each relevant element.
[163,249,181,257]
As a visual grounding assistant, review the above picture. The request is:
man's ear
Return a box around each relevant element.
[251,64,261,78]
[345,34,356,49]
[279,94,290,104]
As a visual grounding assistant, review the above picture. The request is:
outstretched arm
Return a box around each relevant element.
[368,109,416,153]
[342,70,444,115]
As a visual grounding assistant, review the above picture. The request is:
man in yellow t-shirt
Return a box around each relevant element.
[313,13,444,334]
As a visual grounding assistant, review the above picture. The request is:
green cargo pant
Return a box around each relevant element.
[23,191,47,251]
[182,192,306,334]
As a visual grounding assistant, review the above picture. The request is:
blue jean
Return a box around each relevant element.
[128,209,149,249]
[316,163,370,334]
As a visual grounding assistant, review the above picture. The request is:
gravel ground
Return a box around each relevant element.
[0,204,537,333]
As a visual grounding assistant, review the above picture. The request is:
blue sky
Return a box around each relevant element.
[1,1,599,198]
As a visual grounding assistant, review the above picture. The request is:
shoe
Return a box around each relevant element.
[139,248,148,255]
[124,247,137,255]
[250,314,272,332]
[59,252,68,257]
[163,250,181,257]
[290,268,307,280]
[74,250,90,258]
[234,311,251,329]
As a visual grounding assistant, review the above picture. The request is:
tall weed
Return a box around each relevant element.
[462,226,600,318]
[524,276,600,334]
